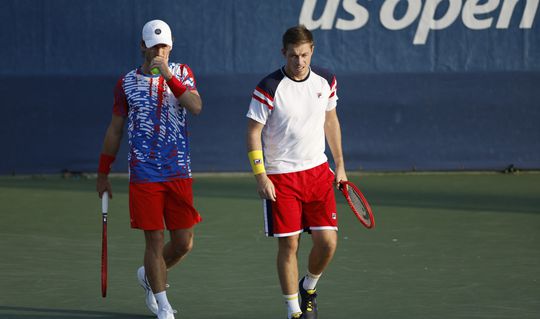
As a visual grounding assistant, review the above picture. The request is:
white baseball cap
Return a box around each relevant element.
[142,20,173,48]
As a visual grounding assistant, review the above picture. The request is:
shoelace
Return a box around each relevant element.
[306,299,313,312]
[304,293,317,312]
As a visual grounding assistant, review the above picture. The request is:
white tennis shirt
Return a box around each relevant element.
[246,66,338,174]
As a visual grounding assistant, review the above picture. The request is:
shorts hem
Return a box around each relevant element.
[309,226,338,231]
[268,229,304,238]
[166,218,202,231]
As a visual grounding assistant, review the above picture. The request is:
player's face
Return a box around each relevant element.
[282,42,314,81]
[142,42,172,63]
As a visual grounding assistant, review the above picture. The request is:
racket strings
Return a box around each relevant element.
[348,188,369,219]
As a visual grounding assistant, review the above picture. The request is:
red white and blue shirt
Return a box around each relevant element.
[113,63,197,183]
[246,66,338,174]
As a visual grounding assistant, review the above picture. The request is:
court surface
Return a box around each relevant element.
[0,172,539,319]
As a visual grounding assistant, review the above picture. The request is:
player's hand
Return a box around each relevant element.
[96,173,113,199]
[255,174,277,201]
[150,56,173,80]
[334,166,347,189]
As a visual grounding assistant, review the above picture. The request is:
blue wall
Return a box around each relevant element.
[1,0,539,173]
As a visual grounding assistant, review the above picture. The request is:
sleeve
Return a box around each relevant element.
[326,75,338,111]
[177,64,197,91]
[246,86,273,125]
[112,77,128,117]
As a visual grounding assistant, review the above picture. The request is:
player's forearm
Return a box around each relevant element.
[325,114,345,170]
[246,120,264,152]
[101,118,124,156]
[179,92,202,115]
[247,134,262,153]
[102,134,122,156]
[98,123,123,180]
[247,129,268,179]
[166,76,202,115]
[328,138,345,170]
[246,119,271,182]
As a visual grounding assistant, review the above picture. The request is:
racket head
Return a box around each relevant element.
[338,181,375,229]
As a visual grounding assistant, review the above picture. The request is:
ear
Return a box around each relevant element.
[140,40,147,50]
[281,47,287,57]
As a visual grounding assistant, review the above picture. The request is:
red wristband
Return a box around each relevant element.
[98,153,116,175]
[166,76,187,98]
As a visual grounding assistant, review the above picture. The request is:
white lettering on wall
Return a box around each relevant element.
[462,0,501,30]
[336,0,369,30]
[299,0,341,30]
[380,0,422,30]
[414,0,462,44]
[299,0,539,45]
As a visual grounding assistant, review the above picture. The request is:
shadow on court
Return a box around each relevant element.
[0,306,151,318]
[0,306,250,319]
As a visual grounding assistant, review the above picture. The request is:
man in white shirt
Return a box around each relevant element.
[246,25,348,319]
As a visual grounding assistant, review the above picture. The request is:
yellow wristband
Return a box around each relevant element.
[248,150,266,175]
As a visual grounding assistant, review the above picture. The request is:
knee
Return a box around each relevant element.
[320,240,337,253]
[145,231,165,253]
[315,235,338,254]
[278,237,299,255]
[172,237,193,257]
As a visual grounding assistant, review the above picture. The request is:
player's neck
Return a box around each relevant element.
[283,65,310,81]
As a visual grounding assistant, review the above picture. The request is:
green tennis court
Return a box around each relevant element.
[0,172,539,318]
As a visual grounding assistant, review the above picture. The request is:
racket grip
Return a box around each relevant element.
[102,191,109,214]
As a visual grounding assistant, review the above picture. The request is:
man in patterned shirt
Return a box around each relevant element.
[96,20,202,319]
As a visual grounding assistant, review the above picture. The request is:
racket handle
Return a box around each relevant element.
[102,191,109,214]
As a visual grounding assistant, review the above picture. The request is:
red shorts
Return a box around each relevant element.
[129,179,202,231]
[263,162,337,237]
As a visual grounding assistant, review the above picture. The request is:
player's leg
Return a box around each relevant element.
[267,172,305,318]
[278,234,303,319]
[162,178,200,269]
[307,229,337,278]
[164,227,194,268]
[303,162,338,281]
[130,182,167,315]
[144,230,168,293]
[149,179,200,318]
[299,163,338,318]
[144,229,175,317]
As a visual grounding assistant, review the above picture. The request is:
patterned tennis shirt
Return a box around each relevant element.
[113,63,197,183]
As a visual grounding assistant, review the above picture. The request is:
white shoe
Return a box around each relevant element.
[157,307,176,319]
[137,266,158,315]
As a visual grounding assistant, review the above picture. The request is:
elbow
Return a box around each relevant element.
[191,103,202,115]
[190,95,203,115]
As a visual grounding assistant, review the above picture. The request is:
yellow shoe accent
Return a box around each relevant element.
[291,312,303,319]
[306,289,316,295]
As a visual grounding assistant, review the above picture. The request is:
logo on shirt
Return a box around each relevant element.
[317,92,322,98]
[332,212,337,219]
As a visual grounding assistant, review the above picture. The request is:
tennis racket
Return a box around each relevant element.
[338,181,375,229]
[101,191,109,298]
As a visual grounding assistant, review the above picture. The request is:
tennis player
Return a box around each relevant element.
[96,19,202,319]
[246,25,347,319]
